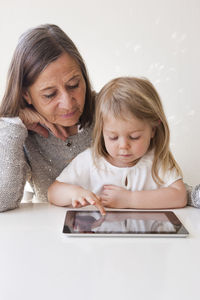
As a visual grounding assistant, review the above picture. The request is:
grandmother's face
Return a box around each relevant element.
[24,52,86,127]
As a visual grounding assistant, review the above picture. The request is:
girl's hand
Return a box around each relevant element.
[99,185,131,208]
[72,187,106,216]
[19,107,68,141]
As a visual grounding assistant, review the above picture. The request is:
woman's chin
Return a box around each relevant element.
[55,118,79,128]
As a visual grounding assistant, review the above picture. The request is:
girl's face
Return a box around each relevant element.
[23,52,86,127]
[102,114,155,167]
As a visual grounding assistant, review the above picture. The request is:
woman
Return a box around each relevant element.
[0,24,105,213]
[0,24,199,212]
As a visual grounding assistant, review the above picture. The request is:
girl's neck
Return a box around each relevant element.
[105,155,141,168]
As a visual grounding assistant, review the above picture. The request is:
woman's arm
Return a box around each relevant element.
[48,181,106,215]
[0,118,29,212]
[100,179,187,209]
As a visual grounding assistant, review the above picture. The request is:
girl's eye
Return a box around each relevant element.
[130,136,140,140]
[44,92,57,99]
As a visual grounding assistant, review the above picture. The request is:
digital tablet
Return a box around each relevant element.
[63,210,189,237]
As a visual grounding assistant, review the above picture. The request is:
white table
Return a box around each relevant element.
[0,203,199,300]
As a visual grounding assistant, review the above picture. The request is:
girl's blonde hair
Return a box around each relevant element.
[92,77,182,185]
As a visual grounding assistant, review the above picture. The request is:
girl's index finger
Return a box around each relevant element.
[86,196,106,216]
[96,202,106,216]
[94,197,106,216]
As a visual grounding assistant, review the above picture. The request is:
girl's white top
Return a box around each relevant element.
[56,148,181,192]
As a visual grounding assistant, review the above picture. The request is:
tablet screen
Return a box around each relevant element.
[63,210,189,237]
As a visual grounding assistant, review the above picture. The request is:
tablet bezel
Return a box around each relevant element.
[62,209,189,237]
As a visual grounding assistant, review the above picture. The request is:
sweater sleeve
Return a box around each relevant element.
[0,117,29,212]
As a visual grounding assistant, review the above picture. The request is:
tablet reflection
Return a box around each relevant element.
[65,211,176,234]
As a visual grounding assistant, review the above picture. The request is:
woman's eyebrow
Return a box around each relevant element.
[67,74,80,82]
[39,75,81,92]
[40,86,55,92]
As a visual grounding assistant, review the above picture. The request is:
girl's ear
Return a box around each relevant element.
[23,90,32,105]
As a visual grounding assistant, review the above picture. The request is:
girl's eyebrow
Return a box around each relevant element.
[104,129,143,133]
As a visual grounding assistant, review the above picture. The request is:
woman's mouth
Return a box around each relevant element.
[60,109,78,119]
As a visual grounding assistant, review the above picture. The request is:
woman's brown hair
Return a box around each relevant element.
[0,24,94,127]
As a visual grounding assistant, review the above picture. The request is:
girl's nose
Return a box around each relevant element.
[119,138,130,149]
[58,92,73,110]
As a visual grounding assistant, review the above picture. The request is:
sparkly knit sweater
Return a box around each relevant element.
[0,117,92,212]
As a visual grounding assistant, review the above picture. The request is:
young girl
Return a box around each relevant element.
[48,77,187,211]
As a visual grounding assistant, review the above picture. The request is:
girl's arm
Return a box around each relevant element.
[0,118,29,212]
[48,180,106,215]
[100,179,187,209]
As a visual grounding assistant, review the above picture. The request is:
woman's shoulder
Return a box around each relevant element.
[0,116,27,129]
[0,116,28,140]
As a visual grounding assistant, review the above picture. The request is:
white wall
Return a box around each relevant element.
[0,0,199,185]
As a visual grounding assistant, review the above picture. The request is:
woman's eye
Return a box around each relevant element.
[68,82,79,90]
[44,92,56,99]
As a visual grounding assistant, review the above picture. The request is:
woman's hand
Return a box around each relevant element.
[19,107,68,141]
[99,185,131,208]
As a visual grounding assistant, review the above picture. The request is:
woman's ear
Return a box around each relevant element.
[23,90,32,105]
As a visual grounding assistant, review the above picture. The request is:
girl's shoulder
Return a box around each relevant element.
[71,147,93,163]
[137,150,155,167]
[78,147,92,157]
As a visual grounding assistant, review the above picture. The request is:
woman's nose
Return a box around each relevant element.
[58,92,73,110]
